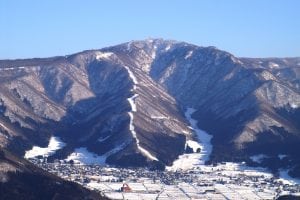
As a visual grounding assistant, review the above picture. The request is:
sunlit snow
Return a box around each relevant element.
[185,140,201,152]
[268,62,279,68]
[96,52,113,60]
[66,147,106,165]
[291,103,298,109]
[24,136,66,159]
[0,66,26,71]
[124,66,138,85]
[128,94,138,112]
[150,115,168,119]
[66,143,128,165]
[167,108,213,171]
[184,51,193,59]
[165,45,171,51]
[185,108,213,161]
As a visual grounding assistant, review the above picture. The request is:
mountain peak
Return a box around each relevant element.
[0,39,300,177]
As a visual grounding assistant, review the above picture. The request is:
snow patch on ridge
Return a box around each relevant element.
[165,45,171,51]
[123,65,158,161]
[0,66,26,71]
[268,62,279,69]
[96,52,113,60]
[167,108,213,171]
[25,136,66,159]
[185,51,193,59]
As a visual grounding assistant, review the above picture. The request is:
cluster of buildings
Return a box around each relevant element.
[30,158,300,200]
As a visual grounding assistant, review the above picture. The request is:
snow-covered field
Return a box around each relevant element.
[87,175,278,200]
[66,147,107,165]
[39,161,300,200]
[80,163,299,200]
[26,107,300,200]
[24,136,65,159]
[66,142,128,165]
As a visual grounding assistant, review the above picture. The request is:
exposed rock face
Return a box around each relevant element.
[0,39,299,173]
[0,42,190,168]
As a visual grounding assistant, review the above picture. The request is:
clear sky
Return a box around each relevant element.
[1,0,300,59]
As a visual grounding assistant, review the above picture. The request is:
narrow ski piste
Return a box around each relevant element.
[124,65,158,161]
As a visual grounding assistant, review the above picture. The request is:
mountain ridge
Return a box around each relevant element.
[0,39,300,176]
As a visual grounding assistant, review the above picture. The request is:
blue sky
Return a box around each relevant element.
[1,0,300,59]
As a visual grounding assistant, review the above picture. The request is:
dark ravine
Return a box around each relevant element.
[0,39,299,176]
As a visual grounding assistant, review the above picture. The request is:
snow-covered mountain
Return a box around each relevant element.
[0,39,300,175]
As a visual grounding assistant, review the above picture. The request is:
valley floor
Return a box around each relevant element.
[23,107,300,199]
[34,161,300,200]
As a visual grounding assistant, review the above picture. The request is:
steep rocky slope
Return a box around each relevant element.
[0,149,106,200]
[0,42,190,169]
[0,39,299,175]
